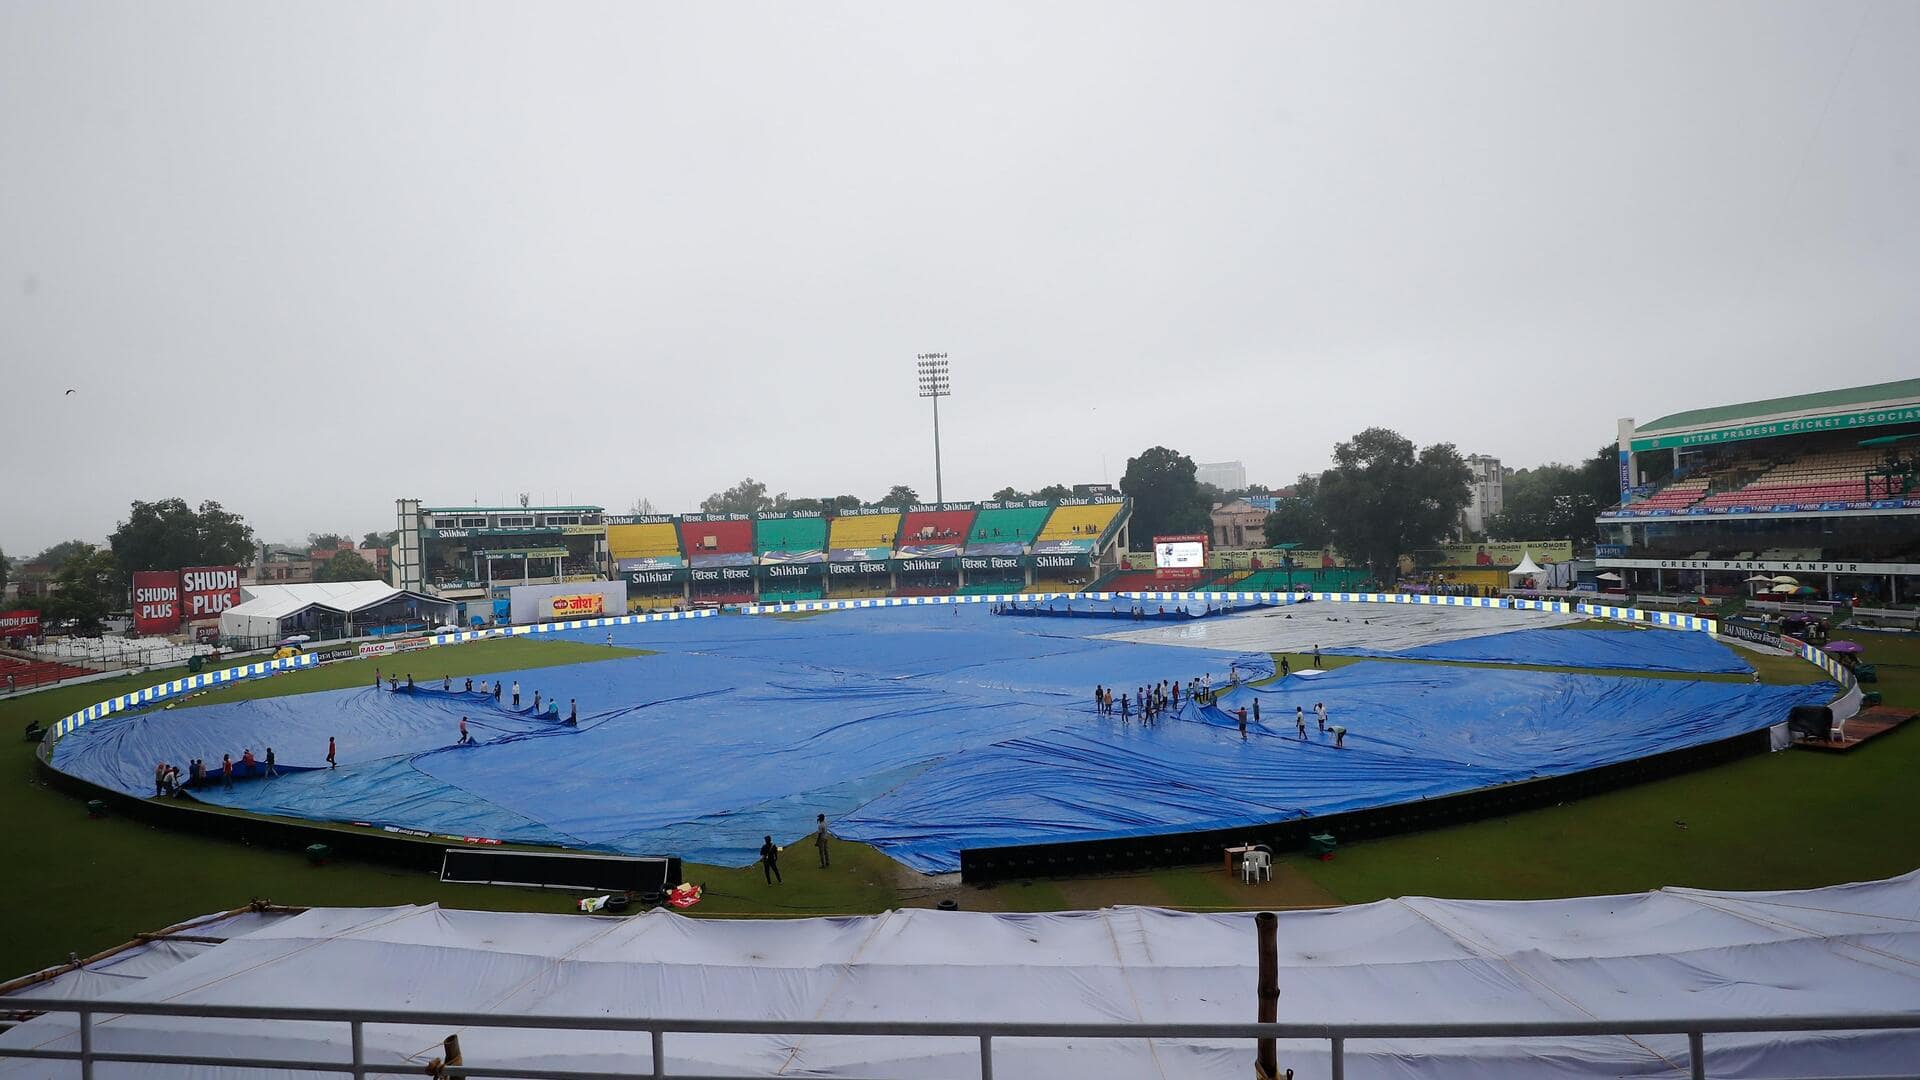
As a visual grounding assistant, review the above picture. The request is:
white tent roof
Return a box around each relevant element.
[1509,552,1545,577]
[226,581,434,622]
[5,873,1918,1078]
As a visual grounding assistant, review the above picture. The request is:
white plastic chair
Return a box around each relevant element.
[1241,849,1272,884]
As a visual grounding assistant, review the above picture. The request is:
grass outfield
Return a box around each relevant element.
[1,628,1914,979]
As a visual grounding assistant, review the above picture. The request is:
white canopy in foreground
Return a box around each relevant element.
[4,873,1919,1079]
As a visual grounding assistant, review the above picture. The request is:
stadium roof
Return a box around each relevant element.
[420,504,603,513]
[7,875,1920,1077]
[1632,377,1920,451]
[226,581,438,622]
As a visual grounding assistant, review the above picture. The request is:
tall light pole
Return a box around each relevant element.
[916,354,951,504]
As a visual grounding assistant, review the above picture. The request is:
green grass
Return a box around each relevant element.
[2,628,1914,978]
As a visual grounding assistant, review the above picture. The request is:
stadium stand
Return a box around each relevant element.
[1692,446,1893,510]
[1036,503,1123,542]
[754,516,828,556]
[897,509,976,551]
[967,505,1054,549]
[679,519,753,562]
[758,588,824,602]
[0,654,97,690]
[828,512,901,552]
[607,523,684,565]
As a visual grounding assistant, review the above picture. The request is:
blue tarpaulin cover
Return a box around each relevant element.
[53,607,1826,872]
[1332,626,1753,673]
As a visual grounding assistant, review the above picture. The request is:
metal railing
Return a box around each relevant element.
[3,998,1918,1080]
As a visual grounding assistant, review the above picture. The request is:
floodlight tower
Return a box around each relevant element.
[915,354,952,504]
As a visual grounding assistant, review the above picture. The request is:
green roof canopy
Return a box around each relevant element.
[1631,378,1920,452]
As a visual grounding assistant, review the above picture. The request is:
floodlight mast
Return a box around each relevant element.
[916,354,952,504]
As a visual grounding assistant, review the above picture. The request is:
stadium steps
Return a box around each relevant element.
[967,506,1053,547]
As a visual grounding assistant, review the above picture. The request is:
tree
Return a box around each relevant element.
[1032,483,1072,502]
[314,549,379,582]
[991,486,1025,501]
[1119,446,1212,550]
[308,532,350,551]
[627,497,657,517]
[1314,428,1472,585]
[46,547,119,634]
[872,485,919,508]
[1262,474,1330,549]
[0,546,7,596]
[826,494,863,513]
[1485,445,1620,548]
[30,540,95,570]
[362,530,397,548]
[109,498,255,575]
[700,478,779,515]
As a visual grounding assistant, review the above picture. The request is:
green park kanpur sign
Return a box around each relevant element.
[1631,405,1920,451]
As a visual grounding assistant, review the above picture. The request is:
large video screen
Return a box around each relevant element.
[1154,537,1206,569]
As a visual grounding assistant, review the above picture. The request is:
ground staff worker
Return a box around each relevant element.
[815,813,832,868]
[760,835,783,884]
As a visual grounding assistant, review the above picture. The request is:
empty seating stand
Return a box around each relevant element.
[828,512,902,552]
[0,654,98,690]
[754,517,828,558]
[967,506,1054,549]
[607,522,685,565]
[1035,504,1122,543]
[678,519,754,559]
[897,509,976,550]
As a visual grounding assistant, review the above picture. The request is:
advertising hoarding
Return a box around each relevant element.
[131,570,183,635]
[549,593,605,619]
[180,566,242,622]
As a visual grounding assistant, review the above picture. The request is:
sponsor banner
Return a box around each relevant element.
[842,506,905,518]
[1052,495,1127,506]
[965,542,1026,557]
[690,551,756,568]
[1596,556,1920,575]
[480,547,569,560]
[826,559,893,578]
[560,524,606,536]
[975,499,1057,511]
[1618,450,1632,497]
[316,647,359,664]
[549,593,605,619]
[357,636,432,658]
[1430,541,1574,566]
[0,609,41,639]
[180,566,242,621]
[1596,544,1630,559]
[759,549,826,564]
[680,512,754,523]
[829,547,893,563]
[756,561,825,580]
[625,567,689,587]
[617,555,686,572]
[602,514,677,526]
[1032,551,1092,571]
[753,510,824,521]
[895,543,963,558]
[961,554,1025,574]
[1030,539,1096,556]
[893,556,960,574]
[690,565,754,584]
[1631,404,1920,451]
[1725,621,1786,651]
[131,570,183,635]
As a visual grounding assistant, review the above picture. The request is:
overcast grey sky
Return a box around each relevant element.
[4,1,1916,554]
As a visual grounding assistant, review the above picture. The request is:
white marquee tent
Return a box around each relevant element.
[218,581,453,642]
[4,873,1918,1078]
